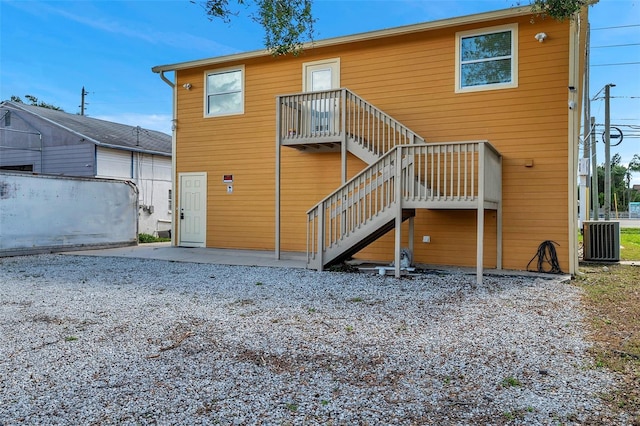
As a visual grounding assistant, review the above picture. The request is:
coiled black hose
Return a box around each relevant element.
[526,240,563,274]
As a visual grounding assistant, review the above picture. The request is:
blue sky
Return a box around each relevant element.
[1,0,638,183]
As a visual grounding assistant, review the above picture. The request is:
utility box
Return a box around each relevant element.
[583,221,620,261]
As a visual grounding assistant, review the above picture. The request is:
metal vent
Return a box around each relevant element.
[583,221,620,261]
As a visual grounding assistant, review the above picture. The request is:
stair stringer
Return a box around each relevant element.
[311,205,416,270]
[345,136,381,165]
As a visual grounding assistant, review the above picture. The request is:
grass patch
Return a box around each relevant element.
[621,228,640,261]
[138,233,170,243]
[500,376,521,388]
[575,264,640,421]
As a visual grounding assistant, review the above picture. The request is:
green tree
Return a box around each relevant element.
[596,154,640,211]
[530,0,587,21]
[10,95,64,111]
[195,0,585,56]
[195,0,314,55]
[627,154,640,204]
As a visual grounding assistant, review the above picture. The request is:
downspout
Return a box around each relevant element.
[157,70,177,247]
[568,12,584,276]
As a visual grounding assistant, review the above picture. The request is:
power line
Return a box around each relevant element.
[592,62,640,67]
[591,24,640,30]
[592,43,640,48]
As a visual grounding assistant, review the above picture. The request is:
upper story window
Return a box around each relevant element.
[205,66,244,117]
[455,24,518,93]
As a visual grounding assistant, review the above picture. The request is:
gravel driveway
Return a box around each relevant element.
[0,254,624,425]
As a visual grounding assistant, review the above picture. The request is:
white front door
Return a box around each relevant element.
[303,59,340,134]
[178,172,207,247]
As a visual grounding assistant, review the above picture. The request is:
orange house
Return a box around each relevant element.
[152,5,588,280]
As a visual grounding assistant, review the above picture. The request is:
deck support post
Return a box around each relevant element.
[317,206,325,271]
[477,206,484,285]
[275,96,281,260]
[341,89,348,184]
[476,143,485,285]
[497,155,503,270]
[394,147,403,278]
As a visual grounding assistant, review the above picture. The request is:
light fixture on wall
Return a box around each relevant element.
[534,32,547,43]
[182,83,192,90]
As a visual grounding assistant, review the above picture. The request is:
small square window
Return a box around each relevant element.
[205,67,244,117]
[455,24,518,93]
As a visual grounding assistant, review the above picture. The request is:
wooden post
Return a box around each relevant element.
[275,96,281,260]
[476,143,485,285]
[394,147,402,278]
[341,89,347,184]
[317,206,325,271]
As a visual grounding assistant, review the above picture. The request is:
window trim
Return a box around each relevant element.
[454,24,518,93]
[302,58,340,92]
[204,65,245,117]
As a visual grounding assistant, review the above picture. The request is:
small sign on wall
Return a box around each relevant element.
[223,174,233,183]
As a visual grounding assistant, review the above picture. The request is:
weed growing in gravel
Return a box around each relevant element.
[347,297,363,303]
[500,376,521,388]
[345,325,354,333]
[64,336,78,342]
[503,411,516,421]
[256,282,263,286]
[285,402,298,412]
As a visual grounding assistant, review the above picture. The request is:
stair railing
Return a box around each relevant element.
[307,147,399,270]
[278,88,424,156]
[343,90,424,157]
[307,141,501,269]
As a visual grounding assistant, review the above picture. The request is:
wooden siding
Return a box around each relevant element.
[174,13,580,271]
[41,144,94,177]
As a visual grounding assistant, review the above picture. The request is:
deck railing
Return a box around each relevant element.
[277,88,424,156]
[307,141,501,268]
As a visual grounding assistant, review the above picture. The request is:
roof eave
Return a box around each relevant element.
[152,5,534,73]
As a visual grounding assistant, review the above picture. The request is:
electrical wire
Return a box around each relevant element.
[526,241,563,274]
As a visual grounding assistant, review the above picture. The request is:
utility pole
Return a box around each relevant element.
[80,87,88,116]
[580,24,590,223]
[604,83,615,221]
[590,117,598,220]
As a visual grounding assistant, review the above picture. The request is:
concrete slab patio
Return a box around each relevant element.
[62,243,307,269]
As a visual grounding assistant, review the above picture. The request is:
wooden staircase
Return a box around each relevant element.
[276,89,502,282]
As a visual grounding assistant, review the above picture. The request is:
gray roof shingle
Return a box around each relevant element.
[2,101,171,155]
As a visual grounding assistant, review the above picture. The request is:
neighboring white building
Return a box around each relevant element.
[0,101,172,236]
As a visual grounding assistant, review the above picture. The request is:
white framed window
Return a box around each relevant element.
[205,66,244,117]
[455,24,518,93]
[302,58,340,92]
